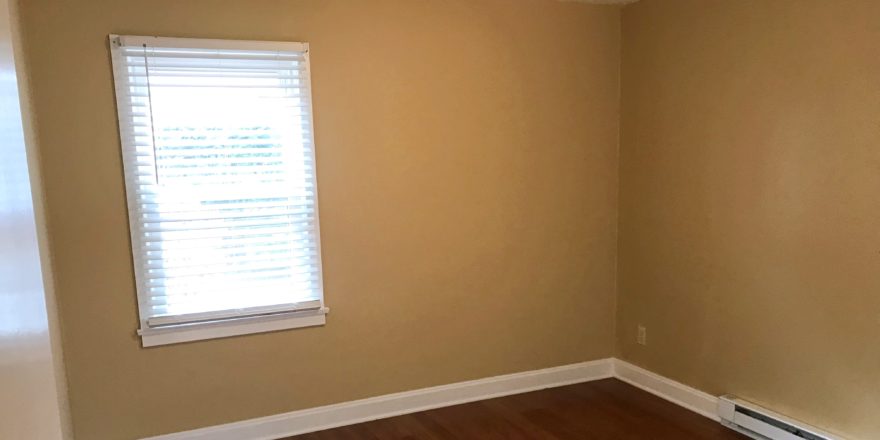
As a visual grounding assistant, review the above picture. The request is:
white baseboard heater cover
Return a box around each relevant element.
[718,396,838,440]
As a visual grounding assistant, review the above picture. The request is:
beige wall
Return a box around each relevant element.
[29,0,878,438]
[17,0,620,438]
[618,1,880,438]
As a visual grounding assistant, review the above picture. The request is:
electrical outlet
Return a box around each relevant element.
[637,325,647,345]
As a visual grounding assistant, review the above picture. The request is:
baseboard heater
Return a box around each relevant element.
[718,396,838,440]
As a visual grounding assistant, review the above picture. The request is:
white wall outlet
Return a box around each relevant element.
[637,325,647,345]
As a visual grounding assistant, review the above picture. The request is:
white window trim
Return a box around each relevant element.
[138,307,329,347]
[109,35,327,347]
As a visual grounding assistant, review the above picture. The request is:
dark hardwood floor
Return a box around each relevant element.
[285,378,747,439]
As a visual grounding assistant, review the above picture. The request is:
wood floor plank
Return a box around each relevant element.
[284,378,748,439]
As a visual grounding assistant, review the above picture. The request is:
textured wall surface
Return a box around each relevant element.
[17,0,620,438]
[618,1,880,438]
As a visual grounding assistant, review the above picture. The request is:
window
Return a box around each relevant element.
[109,35,326,347]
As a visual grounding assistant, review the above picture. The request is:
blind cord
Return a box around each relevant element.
[143,44,160,184]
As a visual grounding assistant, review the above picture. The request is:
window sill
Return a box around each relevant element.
[138,307,328,347]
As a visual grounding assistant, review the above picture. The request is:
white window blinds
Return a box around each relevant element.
[109,35,325,336]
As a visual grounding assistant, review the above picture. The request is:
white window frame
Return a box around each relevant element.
[109,35,328,347]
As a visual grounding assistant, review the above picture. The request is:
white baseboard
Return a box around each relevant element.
[612,359,720,421]
[143,358,614,440]
[144,358,725,440]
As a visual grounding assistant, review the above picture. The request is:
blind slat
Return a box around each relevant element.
[145,257,321,279]
[145,269,320,287]
[144,247,319,269]
[140,200,316,213]
[121,51,306,61]
[147,300,321,328]
[147,280,321,295]
[142,236,317,253]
